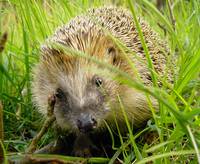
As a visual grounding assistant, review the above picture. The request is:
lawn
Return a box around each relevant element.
[0,0,200,163]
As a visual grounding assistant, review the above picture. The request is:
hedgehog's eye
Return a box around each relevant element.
[94,77,103,87]
[55,88,64,99]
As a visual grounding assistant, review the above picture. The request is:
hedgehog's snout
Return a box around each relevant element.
[77,113,97,133]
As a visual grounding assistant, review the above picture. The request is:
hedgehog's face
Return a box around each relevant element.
[53,71,118,133]
[50,61,122,132]
[33,36,127,133]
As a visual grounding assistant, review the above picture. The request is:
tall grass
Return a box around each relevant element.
[0,0,199,163]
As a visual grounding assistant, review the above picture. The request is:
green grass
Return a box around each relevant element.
[0,0,200,163]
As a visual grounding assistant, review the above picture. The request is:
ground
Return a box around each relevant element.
[0,0,200,163]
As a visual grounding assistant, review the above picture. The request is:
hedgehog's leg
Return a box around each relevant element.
[34,135,74,155]
[72,133,99,157]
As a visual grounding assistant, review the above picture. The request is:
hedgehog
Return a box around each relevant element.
[32,6,171,156]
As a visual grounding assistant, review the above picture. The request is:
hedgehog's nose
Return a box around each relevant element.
[77,114,97,133]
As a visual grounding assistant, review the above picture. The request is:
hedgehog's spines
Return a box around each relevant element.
[32,6,172,130]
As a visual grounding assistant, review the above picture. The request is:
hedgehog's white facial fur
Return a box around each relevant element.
[32,6,169,133]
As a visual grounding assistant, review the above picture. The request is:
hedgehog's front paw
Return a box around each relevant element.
[72,133,95,157]
[73,147,92,157]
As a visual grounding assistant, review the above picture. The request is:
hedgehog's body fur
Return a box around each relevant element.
[33,7,170,154]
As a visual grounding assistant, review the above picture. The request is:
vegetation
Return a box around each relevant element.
[0,0,199,163]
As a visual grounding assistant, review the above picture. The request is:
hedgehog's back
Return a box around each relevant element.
[45,6,172,85]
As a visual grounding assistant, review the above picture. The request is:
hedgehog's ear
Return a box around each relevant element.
[107,47,118,65]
